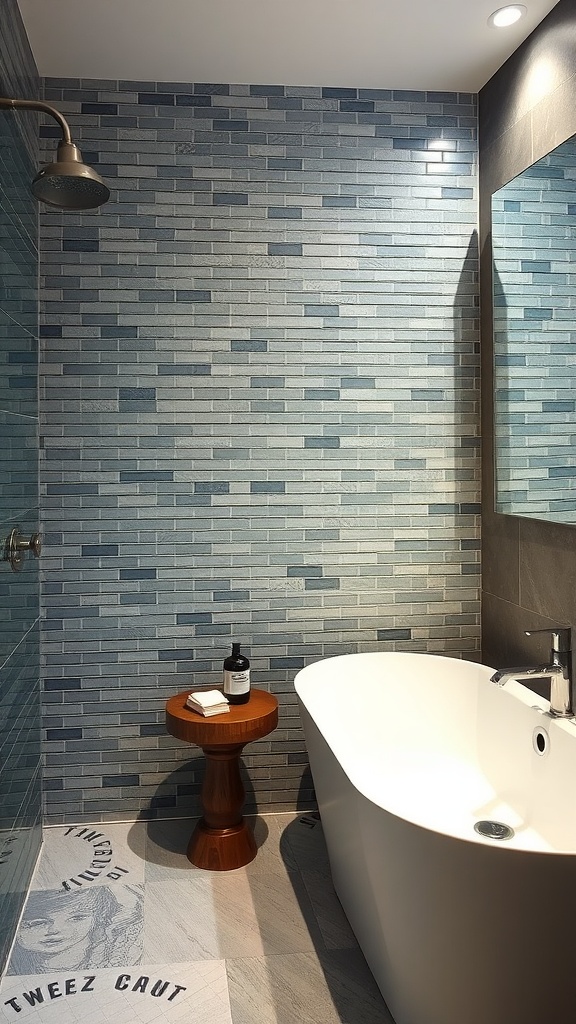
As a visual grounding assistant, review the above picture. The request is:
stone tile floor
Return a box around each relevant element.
[0,812,394,1023]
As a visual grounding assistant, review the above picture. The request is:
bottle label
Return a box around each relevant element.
[224,669,250,695]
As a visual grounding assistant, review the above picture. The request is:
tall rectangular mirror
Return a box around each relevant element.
[492,135,576,524]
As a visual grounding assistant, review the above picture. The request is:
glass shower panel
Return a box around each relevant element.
[0,98,41,974]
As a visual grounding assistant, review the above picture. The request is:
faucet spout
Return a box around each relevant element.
[491,666,557,688]
[490,626,573,718]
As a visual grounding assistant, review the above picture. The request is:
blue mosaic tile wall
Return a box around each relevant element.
[492,137,576,522]
[39,78,480,823]
[0,0,42,974]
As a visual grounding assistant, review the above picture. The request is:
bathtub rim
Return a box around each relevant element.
[295,650,576,857]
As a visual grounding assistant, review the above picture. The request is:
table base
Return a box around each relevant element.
[187,818,257,870]
[165,690,278,872]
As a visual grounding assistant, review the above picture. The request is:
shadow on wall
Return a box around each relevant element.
[455,230,479,328]
[136,755,315,823]
[491,259,511,515]
[450,229,481,658]
[453,228,481,478]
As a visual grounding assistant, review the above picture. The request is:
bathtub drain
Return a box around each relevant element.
[474,820,515,841]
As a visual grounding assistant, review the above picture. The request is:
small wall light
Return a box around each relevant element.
[488,4,527,27]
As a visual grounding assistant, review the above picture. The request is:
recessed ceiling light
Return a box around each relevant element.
[488,4,527,27]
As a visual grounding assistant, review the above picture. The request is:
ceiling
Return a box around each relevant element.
[17,0,559,92]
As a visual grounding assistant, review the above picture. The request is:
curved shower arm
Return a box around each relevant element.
[0,94,109,210]
[0,97,72,145]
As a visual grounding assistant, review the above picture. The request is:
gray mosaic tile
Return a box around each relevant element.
[38,78,480,822]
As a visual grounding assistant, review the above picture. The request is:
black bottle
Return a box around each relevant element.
[223,643,251,704]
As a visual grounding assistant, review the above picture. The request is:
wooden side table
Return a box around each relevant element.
[165,688,278,870]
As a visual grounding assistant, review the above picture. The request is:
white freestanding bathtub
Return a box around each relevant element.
[295,652,576,1024]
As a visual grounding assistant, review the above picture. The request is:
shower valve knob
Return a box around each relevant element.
[3,527,42,572]
[25,533,42,558]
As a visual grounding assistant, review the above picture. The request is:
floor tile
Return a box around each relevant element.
[2,811,391,1024]
[299,868,358,950]
[277,815,332,877]
[143,862,319,962]
[143,817,200,882]
[7,883,144,975]
[31,823,147,891]
[226,948,393,1024]
[0,961,231,1024]
[252,812,300,856]
[143,813,298,883]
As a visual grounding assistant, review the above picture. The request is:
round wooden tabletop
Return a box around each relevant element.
[165,688,278,747]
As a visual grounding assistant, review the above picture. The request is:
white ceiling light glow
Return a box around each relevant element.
[489,5,528,27]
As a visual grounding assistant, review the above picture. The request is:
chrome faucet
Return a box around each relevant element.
[490,627,573,718]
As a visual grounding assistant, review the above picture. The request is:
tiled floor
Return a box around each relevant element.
[0,813,394,1023]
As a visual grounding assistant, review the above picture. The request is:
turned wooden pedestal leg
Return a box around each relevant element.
[187,743,257,870]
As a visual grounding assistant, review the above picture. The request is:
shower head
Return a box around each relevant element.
[0,96,110,210]
[32,140,110,210]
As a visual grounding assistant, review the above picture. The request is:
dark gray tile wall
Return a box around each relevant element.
[39,78,480,823]
[0,0,42,975]
[479,0,576,669]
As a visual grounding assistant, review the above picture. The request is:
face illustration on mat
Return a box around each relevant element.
[19,904,93,956]
[9,884,143,974]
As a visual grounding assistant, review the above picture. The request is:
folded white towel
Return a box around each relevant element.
[186,690,230,716]
[188,689,229,708]
[189,706,230,717]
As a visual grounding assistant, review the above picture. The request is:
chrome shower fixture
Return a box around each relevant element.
[0,96,110,210]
